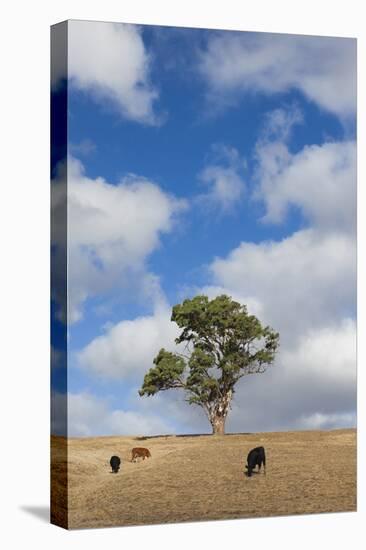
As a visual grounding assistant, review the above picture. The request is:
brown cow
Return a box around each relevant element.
[131,447,151,462]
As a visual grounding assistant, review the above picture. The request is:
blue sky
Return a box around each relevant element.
[51,21,356,436]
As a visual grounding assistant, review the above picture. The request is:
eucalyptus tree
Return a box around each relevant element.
[139,295,279,435]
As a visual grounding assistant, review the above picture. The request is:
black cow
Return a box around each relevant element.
[110,455,121,473]
[245,446,266,477]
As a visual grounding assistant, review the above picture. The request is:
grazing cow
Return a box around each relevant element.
[110,455,121,473]
[131,447,151,462]
[245,446,266,477]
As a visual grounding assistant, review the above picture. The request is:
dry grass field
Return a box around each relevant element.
[51,429,356,529]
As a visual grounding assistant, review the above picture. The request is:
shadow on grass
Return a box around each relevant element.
[135,432,251,440]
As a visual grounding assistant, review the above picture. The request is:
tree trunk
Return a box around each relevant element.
[209,389,233,435]
[211,415,226,435]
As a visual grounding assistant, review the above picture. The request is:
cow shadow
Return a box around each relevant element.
[134,434,172,441]
[244,470,265,477]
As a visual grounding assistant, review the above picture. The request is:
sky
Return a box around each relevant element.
[51,20,356,437]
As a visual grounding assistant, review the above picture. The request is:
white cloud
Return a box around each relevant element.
[223,318,356,433]
[298,412,356,430]
[203,107,356,342]
[210,228,356,340]
[200,214,356,432]
[78,304,182,380]
[66,21,159,124]
[67,392,173,437]
[130,387,210,434]
[52,157,186,323]
[197,146,246,211]
[67,157,182,257]
[254,138,357,234]
[280,318,356,388]
[199,165,244,211]
[199,32,356,118]
[261,105,304,142]
[69,138,97,157]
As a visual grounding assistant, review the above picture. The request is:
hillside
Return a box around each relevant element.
[51,429,356,529]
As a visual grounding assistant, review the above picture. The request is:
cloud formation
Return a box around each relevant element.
[78,304,181,380]
[226,318,356,433]
[254,138,356,234]
[210,228,356,340]
[199,32,356,118]
[197,146,246,212]
[65,21,159,124]
[52,157,186,323]
[68,392,174,437]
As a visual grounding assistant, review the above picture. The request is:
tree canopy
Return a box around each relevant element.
[139,295,279,434]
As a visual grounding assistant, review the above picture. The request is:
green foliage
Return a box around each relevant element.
[139,295,279,429]
[138,349,186,396]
